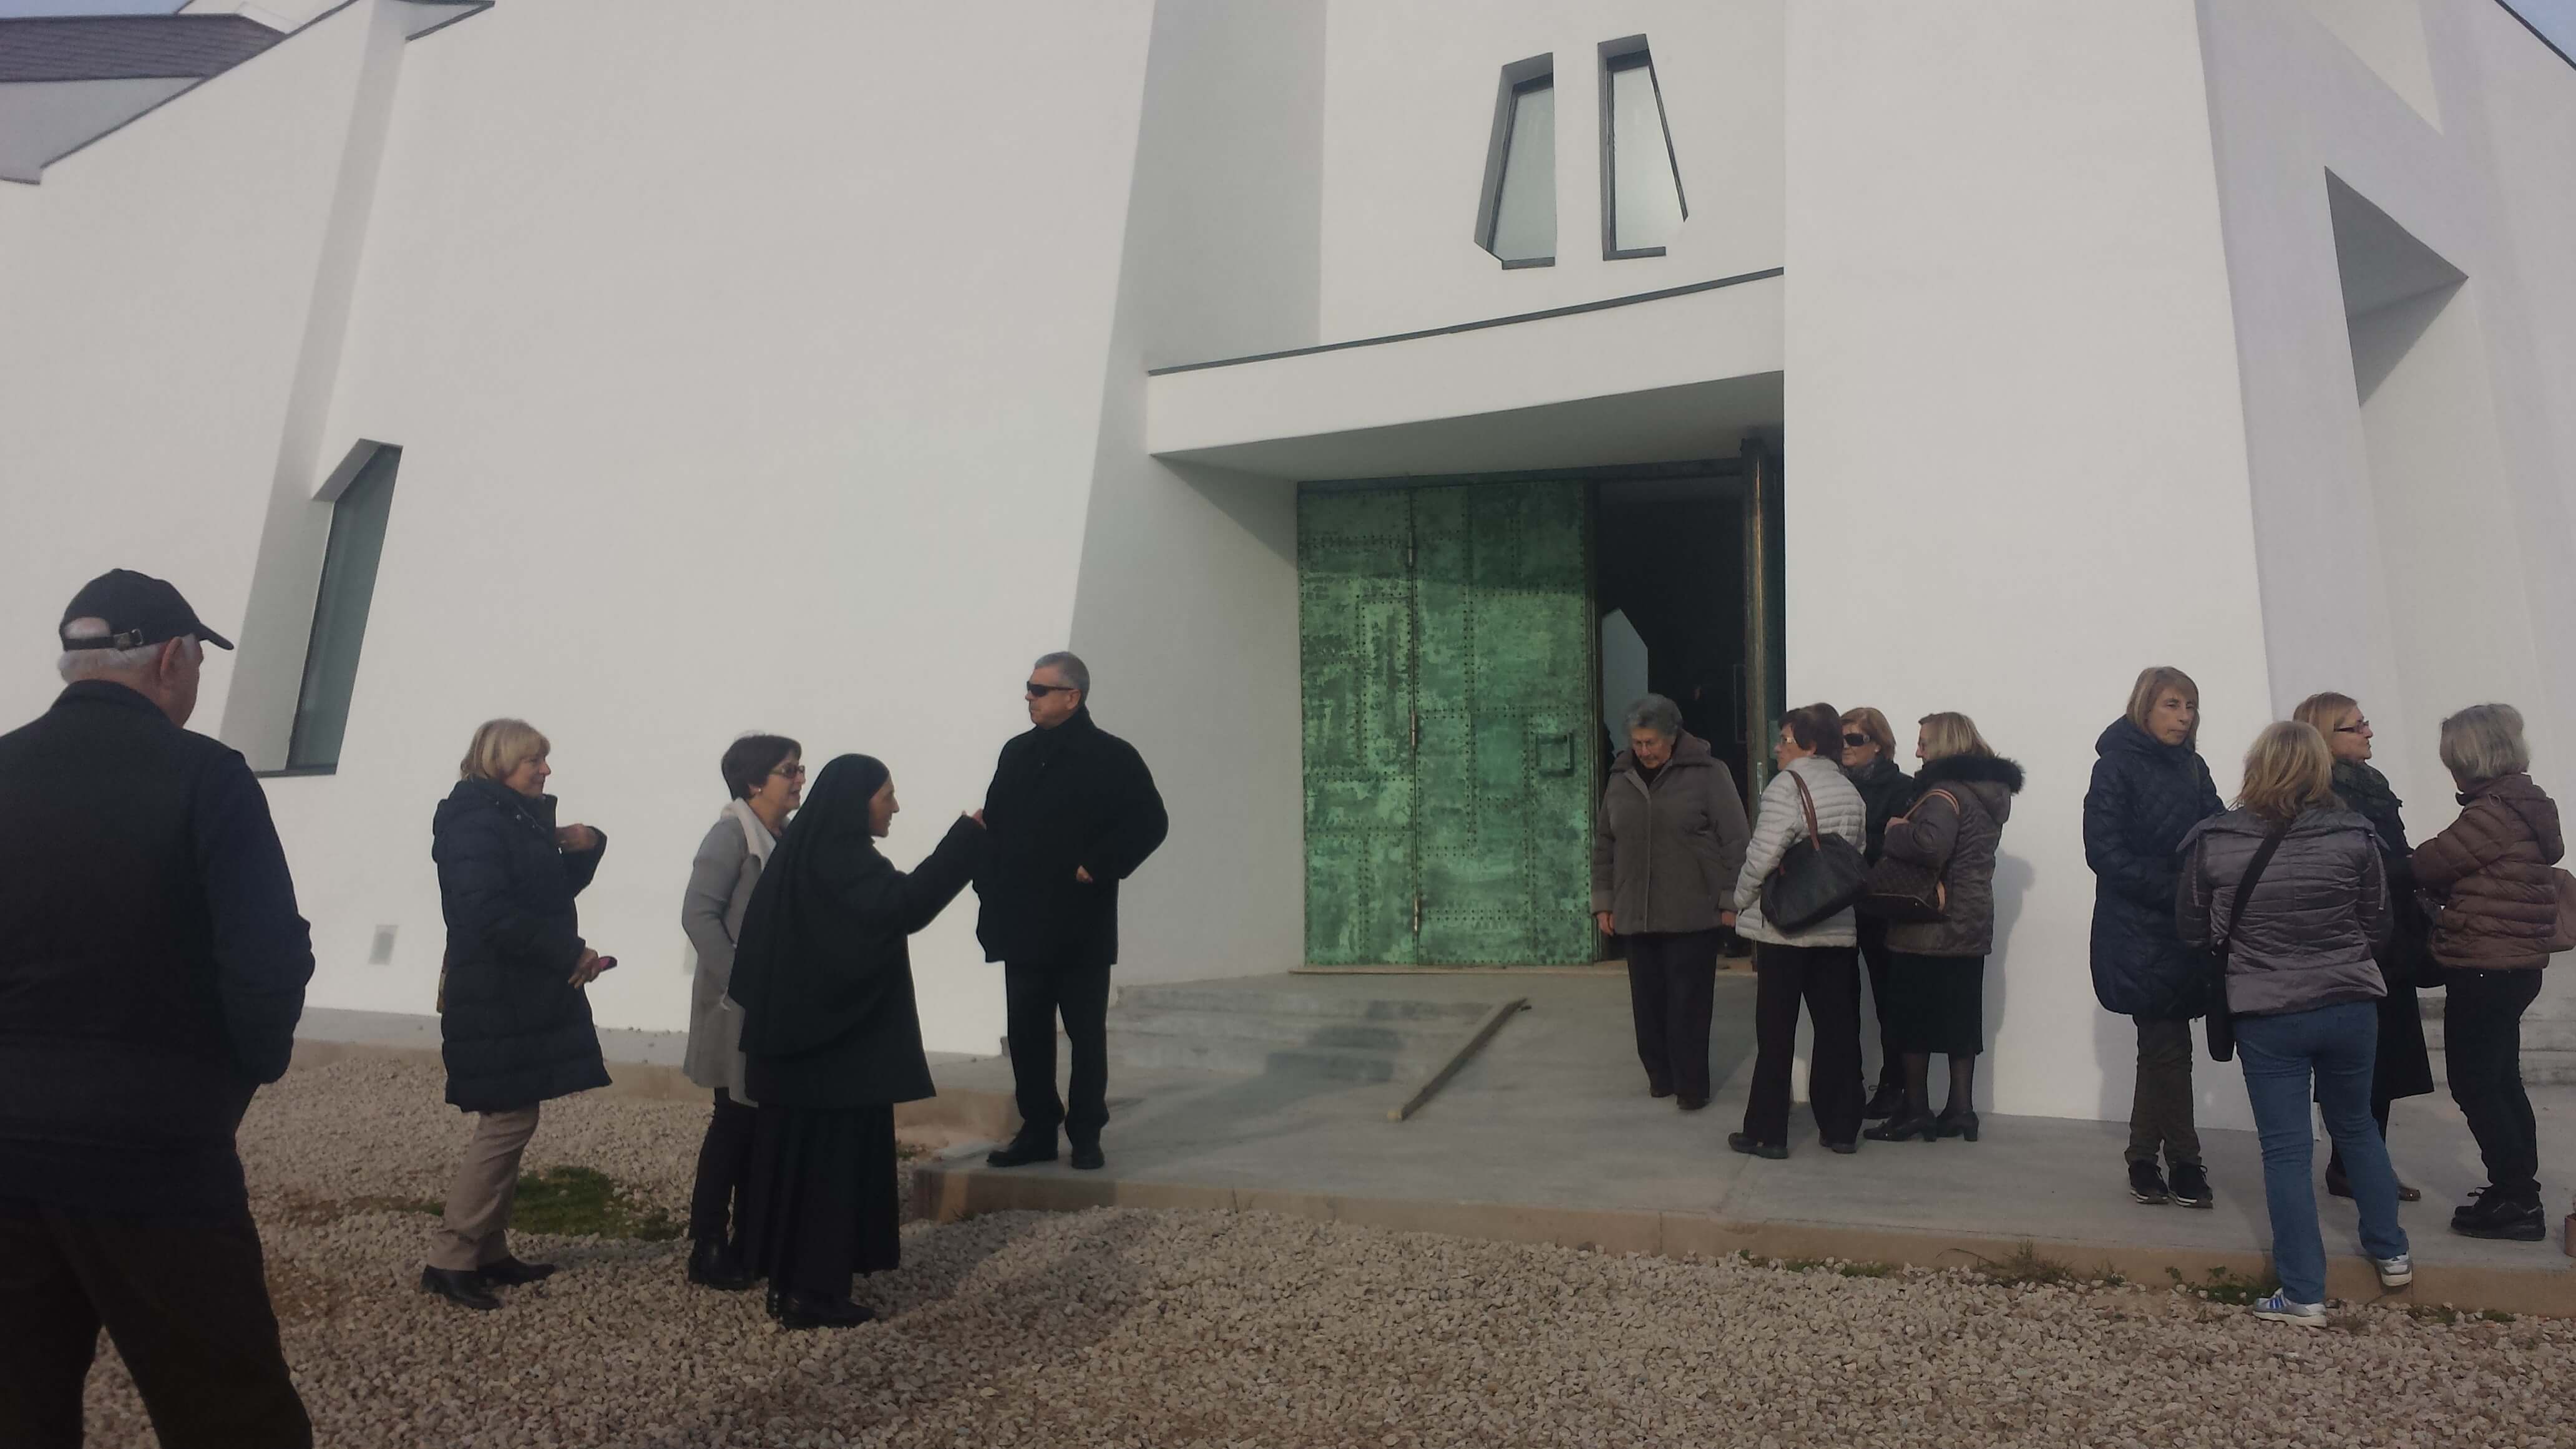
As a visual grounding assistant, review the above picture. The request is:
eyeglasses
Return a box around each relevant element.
[1842,733,1871,748]
[2334,720,2371,734]
[1025,681,1080,698]
[771,764,807,779]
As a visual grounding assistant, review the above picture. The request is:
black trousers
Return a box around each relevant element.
[688,1088,758,1244]
[0,1198,312,1449]
[1856,916,1903,1090]
[1625,930,1721,1102]
[1006,959,1113,1144]
[2445,968,2545,1202]
[2127,1016,2202,1169]
[1742,943,1864,1148]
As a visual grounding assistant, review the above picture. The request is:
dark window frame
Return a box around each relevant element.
[281,441,401,773]
[1599,41,1688,261]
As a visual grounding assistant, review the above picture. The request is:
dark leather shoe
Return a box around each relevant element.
[1675,1096,1709,1113]
[419,1266,500,1312]
[771,1291,876,1330]
[2324,1161,2421,1202]
[1727,1133,1788,1160]
[986,1136,1058,1168]
[478,1256,557,1286]
[1861,1083,1906,1121]
[1648,1081,1675,1100]
[1863,1113,1937,1143]
[1825,1139,1859,1155]
[1931,1110,1979,1143]
[1069,1141,1106,1171]
[687,1239,754,1291]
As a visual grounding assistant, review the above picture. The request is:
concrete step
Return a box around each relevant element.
[1115,981,1494,1025]
[1105,1005,1471,1056]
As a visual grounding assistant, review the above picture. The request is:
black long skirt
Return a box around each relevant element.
[1883,952,1985,1057]
[737,1103,900,1302]
[2370,980,2437,1105]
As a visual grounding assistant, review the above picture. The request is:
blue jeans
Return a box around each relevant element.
[2235,1000,2409,1304]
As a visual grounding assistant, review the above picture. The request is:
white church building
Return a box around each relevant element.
[3,0,2571,1128]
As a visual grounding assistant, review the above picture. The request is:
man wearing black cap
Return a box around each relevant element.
[0,570,316,1447]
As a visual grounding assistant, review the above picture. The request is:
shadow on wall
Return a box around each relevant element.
[1982,853,2034,1115]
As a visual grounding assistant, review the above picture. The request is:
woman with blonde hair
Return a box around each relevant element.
[2291,693,2432,1202]
[421,719,615,1312]
[2180,721,2405,1324]
[1863,713,2022,1143]
[2411,703,2565,1242]
[2084,666,2224,1209]
[1840,705,1915,1120]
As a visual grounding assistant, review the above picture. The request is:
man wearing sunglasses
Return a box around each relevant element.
[974,652,1168,1172]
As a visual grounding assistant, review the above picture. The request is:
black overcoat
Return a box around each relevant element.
[974,709,1169,968]
[432,778,610,1113]
[2082,718,2223,1019]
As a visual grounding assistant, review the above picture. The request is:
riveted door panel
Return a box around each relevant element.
[1298,489,1418,965]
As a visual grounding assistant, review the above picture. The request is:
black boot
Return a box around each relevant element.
[986,1134,1058,1168]
[770,1290,876,1329]
[687,1239,754,1290]
[478,1256,556,1286]
[419,1266,500,1312]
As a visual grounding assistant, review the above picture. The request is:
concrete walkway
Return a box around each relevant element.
[298,978,2576,1315]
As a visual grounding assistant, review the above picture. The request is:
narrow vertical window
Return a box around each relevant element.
[1601,41,1685,258]
[1476,57,1555,268]
[285,444,399,771]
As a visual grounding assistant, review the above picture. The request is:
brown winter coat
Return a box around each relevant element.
[1883,754,2024,959]
[2411,773,2565,970]
[1591,732,1750,935]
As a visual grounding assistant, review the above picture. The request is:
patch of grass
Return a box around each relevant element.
[1957,1242,2125,1289]
[1770,1256,1895,1277]
[510,1166,683,1241]
[2407,1304,2461,1325]
[2165,1263,2279,1306]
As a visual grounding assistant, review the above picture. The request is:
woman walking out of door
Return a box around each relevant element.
[1729,702,1870,1158]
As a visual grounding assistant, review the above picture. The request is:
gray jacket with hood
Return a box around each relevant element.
[1591,731,1751,935]
[2177,806,2390,1018]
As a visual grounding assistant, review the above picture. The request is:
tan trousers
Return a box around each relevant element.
[429,1106,541,1271]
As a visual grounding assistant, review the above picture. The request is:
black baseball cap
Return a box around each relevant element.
[59,570,235,651]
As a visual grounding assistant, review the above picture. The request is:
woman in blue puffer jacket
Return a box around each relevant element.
[2084,666,2223,1211]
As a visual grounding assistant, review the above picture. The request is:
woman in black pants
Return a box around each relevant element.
[678,733,803,1290]
[1593,695,1750,1111]
[1840,706,1915,1120]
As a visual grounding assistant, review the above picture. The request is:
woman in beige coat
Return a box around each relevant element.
[678,733,801,1289]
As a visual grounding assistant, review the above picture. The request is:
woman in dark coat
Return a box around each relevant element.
[729,754,984,1329]
[2293,693,2432,1203]
[1840,706,1915,1119]
[423,719,615,1312]
[2083,666,2223,1211]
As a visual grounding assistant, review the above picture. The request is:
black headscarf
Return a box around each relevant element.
[728,754,897,1061]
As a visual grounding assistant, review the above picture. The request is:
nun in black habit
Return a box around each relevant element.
[728,754,984,1329]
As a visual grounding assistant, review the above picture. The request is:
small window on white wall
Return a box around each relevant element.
[285,444,399,771]
[1476,57,1556,268]
[1601,40,1686,258]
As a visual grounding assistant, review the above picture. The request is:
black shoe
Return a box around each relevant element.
[2452,1188,2547,1242]
[1676,1096,1709,1113]
[1931,1110,1979,1143]
[1648,1081,1675,1100]
[1861,1083,1906,1121]
[1727,1133,1788,1160]
[477,1256,557,1286]
[1825,1139,1858,1155]
[1863,1113,1938,1143]
[1070,1141,1105,1171]
[985,1136,1059,1168]
[419,1266,500,1312]
[686,1239,754,1291]
[769,1291,876,1330]
[2169,1161,2214,1210]
[2129,1159,2172,1206]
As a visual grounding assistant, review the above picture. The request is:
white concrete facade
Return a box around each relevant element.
[1,0,2569,1125]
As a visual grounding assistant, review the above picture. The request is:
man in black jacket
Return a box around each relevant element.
[977,652,1167,1171]
[0,571,315,1448]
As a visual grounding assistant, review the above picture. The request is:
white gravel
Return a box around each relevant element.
[69,1058,2576,1447]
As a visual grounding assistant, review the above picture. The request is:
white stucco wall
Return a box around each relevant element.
[1785,0,2275,1127]
[1316,0,1783,344]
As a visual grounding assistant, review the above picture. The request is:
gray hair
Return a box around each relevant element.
[2438,703,2531,786]
[1033,650,1090,696]
[57,617,192,683]
[1622,693,1682,739]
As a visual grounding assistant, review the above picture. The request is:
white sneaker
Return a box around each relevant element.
[2250,1290,2328,1327]
[2375,1254,2413,1289]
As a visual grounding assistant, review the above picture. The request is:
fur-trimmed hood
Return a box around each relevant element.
[1916,754,2024,793]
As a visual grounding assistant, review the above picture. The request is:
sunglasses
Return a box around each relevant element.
[1025,681,1080,697]
[1842,733,1871,748]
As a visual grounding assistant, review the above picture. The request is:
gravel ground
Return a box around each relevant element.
[72,1057,2576,1447]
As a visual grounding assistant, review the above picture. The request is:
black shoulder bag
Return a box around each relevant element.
[2205,823,2290,1063]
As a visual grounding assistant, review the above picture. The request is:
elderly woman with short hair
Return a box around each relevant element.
[1593,695,1751,1111]
[678,733,803,1292]
[422,719,613,1312]
[2411,703,2565,1242]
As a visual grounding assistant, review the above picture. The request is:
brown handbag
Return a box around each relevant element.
[1856,788,1961,923]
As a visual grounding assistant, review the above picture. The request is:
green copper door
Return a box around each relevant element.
[1299,481,1596,965]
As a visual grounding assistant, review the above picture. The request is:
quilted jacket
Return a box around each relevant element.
[2177,806,2388,1017]
[1732,755,1868,947]
[2413,773,2565,970]
[2083,718,2224,1018]
[1883,754,2024,959]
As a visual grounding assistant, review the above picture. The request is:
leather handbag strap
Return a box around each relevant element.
[2221,823,2292,950]
[1787,768,1821,842]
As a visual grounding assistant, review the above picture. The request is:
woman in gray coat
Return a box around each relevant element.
[2178,721,2405,1326]
[1593,695,1750,1111]
[679,733,802,1290]
[1863,713,2022,1144]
